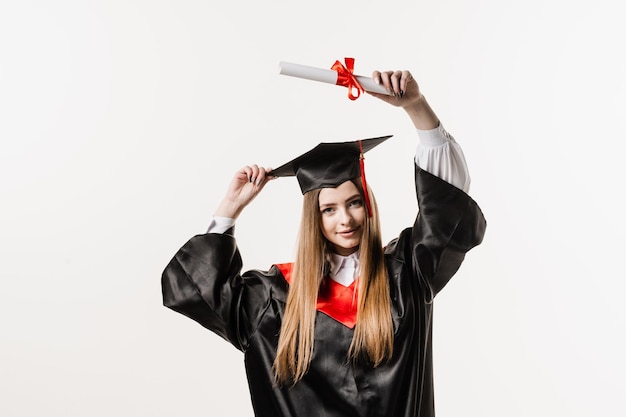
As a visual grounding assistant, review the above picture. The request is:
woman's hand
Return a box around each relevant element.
[368,70,422,108]
[214,164,274,219]
[368,70,439,130]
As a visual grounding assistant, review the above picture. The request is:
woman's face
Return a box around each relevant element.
[318,180,365,256]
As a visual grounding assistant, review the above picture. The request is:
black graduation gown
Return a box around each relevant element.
[161,167,487,417]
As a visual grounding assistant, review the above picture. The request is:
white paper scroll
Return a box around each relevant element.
[278,61,391,96]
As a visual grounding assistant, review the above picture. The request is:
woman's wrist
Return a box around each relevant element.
[403,95,439,130]
[214,198,243,220]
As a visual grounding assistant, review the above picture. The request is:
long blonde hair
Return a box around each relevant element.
[273,179,393,385]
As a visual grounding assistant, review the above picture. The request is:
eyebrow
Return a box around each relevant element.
[319,193,361,209]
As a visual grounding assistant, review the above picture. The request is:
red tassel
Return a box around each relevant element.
[359,140,373,217]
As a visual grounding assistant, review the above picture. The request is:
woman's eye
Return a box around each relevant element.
[322,207,335,214]
[349,199,363,207]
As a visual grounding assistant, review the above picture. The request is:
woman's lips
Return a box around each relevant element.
[338,228,358,237]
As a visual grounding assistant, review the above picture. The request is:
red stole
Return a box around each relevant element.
[275,263,358,329]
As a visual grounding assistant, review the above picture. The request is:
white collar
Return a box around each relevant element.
[329,251,360,286]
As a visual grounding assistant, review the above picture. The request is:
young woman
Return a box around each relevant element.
[162,70,486,417]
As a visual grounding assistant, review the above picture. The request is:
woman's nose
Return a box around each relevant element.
[339,208,353,224]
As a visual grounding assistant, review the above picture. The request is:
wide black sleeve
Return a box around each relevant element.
[161,233,275,351]
[410,166,487,301]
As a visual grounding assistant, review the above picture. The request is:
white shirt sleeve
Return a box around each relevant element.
[207,216,235,234]
[415,124,471,193]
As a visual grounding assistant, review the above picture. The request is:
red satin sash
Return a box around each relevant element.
[276,263,358,329]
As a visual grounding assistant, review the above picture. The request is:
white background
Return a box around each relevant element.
[1,1,624,416]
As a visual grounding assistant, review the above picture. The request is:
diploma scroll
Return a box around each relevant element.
[278,61,391,96]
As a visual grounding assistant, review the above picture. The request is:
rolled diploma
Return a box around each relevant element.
[278,61,391,96]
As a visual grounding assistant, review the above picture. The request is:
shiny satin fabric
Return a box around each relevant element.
[161,167,486,417]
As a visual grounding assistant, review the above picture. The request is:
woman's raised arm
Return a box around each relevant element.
[368,70,439,130]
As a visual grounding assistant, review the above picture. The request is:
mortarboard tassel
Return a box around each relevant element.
[359,140,373,218]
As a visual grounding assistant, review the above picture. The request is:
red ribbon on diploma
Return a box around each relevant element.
[331,58,364,101]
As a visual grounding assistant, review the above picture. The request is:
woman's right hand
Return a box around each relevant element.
[214,165,273,219]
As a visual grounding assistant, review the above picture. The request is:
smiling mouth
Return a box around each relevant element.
[338,228,359,237]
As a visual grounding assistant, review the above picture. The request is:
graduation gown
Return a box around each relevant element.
[161,166,486,417]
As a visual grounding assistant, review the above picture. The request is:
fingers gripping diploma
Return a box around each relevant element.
[368,70,422,107]
[368,69,439,131]
[214,165,274,219]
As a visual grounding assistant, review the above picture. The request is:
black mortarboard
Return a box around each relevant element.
[269,135,393,216]
[269,135,393,194]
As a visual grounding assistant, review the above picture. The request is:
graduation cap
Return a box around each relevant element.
[269,135,393,216]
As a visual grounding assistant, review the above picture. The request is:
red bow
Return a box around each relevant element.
[331,58,364,101]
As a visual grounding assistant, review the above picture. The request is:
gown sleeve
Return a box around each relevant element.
[409,166,487,301]
[161,232,275,351]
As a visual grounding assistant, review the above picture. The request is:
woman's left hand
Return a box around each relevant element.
[368,69,440,130]
[367,70,423,108]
